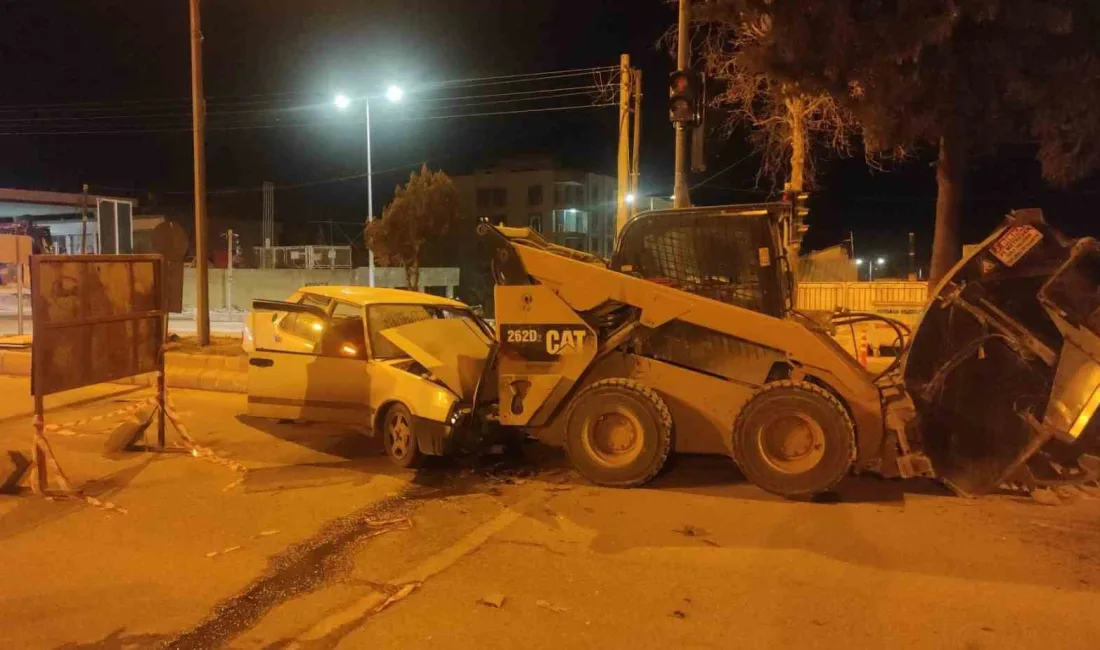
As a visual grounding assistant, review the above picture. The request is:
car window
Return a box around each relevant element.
[299,293,332,311]
[367,304,487,358]
[369,305,434,358]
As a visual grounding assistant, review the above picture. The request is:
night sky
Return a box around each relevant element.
[2,0,1098,269]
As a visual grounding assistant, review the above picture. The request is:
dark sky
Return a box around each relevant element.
[1,0,1097,266]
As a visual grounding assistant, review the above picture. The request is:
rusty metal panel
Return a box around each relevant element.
[31,255,165,396]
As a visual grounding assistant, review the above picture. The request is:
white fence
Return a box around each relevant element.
[797,281,929,314]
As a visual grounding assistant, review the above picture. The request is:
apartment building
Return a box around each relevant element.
[450,157,618,256]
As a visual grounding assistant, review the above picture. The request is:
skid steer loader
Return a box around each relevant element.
[474,205,1100,498]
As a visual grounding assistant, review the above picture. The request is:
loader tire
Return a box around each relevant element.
[564,379,673,488]
[733,380,855,499]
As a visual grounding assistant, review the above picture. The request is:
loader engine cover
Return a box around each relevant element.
[903,210,1100,495]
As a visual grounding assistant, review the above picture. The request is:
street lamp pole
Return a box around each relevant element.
[365,97,375,288]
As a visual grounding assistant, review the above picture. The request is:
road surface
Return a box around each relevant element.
[1,377,1098,649]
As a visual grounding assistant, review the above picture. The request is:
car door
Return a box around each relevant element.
[246,299,371,424]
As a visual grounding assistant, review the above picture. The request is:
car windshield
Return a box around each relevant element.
[368,303,490,359]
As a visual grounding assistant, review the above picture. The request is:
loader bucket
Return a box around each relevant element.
[903,210,1100,495]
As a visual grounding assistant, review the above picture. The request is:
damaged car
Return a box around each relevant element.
[244,286,499,467]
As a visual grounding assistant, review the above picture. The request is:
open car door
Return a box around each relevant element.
[246,299,371,424]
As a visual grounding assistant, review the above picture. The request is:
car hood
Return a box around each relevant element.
[380,319,492,400]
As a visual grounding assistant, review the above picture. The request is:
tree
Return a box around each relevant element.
[691,5,863,192]
[711,0,1100,281]
[366,165,461,290]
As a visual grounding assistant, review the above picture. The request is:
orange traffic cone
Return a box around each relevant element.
[857,330,870,367]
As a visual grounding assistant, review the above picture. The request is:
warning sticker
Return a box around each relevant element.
[990,225,1043,267]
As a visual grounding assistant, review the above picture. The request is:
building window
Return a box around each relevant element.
[529,214,542,232]
[551,209,589,234]
[492,188,507,208]
[476,188,492,209]
[528,185,543,206]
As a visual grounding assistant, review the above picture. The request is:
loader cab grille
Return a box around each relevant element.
[610,206,788,319]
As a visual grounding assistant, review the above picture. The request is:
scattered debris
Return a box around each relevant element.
[222,477,245,492]
[255,530,280,538]
[676,524,710,538]
[1030,488,1065,506]
[671,610,687,619]
[544,486,574,494]
[701,538,722,548]
[478,593,507,609]
[205,545,242,559]
[374,582,420,613]
[536,599,569,613]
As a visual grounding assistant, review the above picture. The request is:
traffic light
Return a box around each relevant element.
[669,70,703,125]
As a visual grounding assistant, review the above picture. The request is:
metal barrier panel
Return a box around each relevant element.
[31,254,165,396]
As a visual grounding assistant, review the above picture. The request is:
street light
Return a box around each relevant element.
[334,86,404,287]
[854,256,887,281]
[625,193,636,204]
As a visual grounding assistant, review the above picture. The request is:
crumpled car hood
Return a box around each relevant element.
[380,318,492,400]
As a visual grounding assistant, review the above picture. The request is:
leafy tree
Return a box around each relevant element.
[710,0,1100,281]
[366,165,461,289]
[691,4,865,192]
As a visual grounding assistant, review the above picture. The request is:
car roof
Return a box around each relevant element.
[299,285,468,309]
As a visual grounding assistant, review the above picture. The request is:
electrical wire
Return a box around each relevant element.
[0,102,616,136]
[0,66,619,113]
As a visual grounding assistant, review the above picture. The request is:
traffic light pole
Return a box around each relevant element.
[673,0,691,209]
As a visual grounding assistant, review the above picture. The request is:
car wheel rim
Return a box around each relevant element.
[581,408,645,469]
[388,412,412,459]
[756,411,825,475]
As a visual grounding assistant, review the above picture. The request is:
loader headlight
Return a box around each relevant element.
[1071,385,1100,438]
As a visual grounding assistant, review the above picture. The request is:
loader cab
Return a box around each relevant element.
[609,204,793,319]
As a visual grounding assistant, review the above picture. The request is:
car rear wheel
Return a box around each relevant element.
[733,380,854,498]
[382,403,422,469]
[564,379,673,487]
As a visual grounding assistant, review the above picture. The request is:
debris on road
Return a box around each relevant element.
[374,582,420,614]
[671,610,687,619]
[255,530,280,538]
[1031,488,1068,506]
[477,593,507,609]
[676,524,710,538]
[536,599,569,613]
[702,538,722,548]
[205,545,242,559]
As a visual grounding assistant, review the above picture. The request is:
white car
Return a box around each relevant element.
[244,286,496,467]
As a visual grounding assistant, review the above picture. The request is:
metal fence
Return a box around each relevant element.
[255,245,354,270]
[797,281,929,313]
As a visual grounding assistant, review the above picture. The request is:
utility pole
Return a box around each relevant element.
[189,0,211,345]
[908,231,917,280]
[673,0,692,209]
[616,54,632,236]
[631,68,643,217]
[225,229,235,310]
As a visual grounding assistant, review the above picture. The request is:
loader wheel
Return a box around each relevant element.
[382,404,423,470]
[733,380,855,498]
[564,379,673,488]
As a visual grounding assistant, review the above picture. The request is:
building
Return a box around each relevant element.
[0,187,144,254]
[450,157,618,256]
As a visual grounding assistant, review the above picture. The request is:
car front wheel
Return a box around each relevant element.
[382,403,423,469]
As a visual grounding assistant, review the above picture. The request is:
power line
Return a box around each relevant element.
[0,66,619,113]
[0,102,616,136]
[691,151,758,190]
[0,87,611,125]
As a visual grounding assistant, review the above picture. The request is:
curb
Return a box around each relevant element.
[0,349,247,394]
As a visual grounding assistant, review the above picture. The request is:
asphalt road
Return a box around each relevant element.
[1,378,1098,649]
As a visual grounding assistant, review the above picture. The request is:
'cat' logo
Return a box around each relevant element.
[546,329,587,355]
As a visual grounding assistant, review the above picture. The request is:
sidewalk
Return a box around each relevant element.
[0,334,248,394]
[0,376,411,649]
